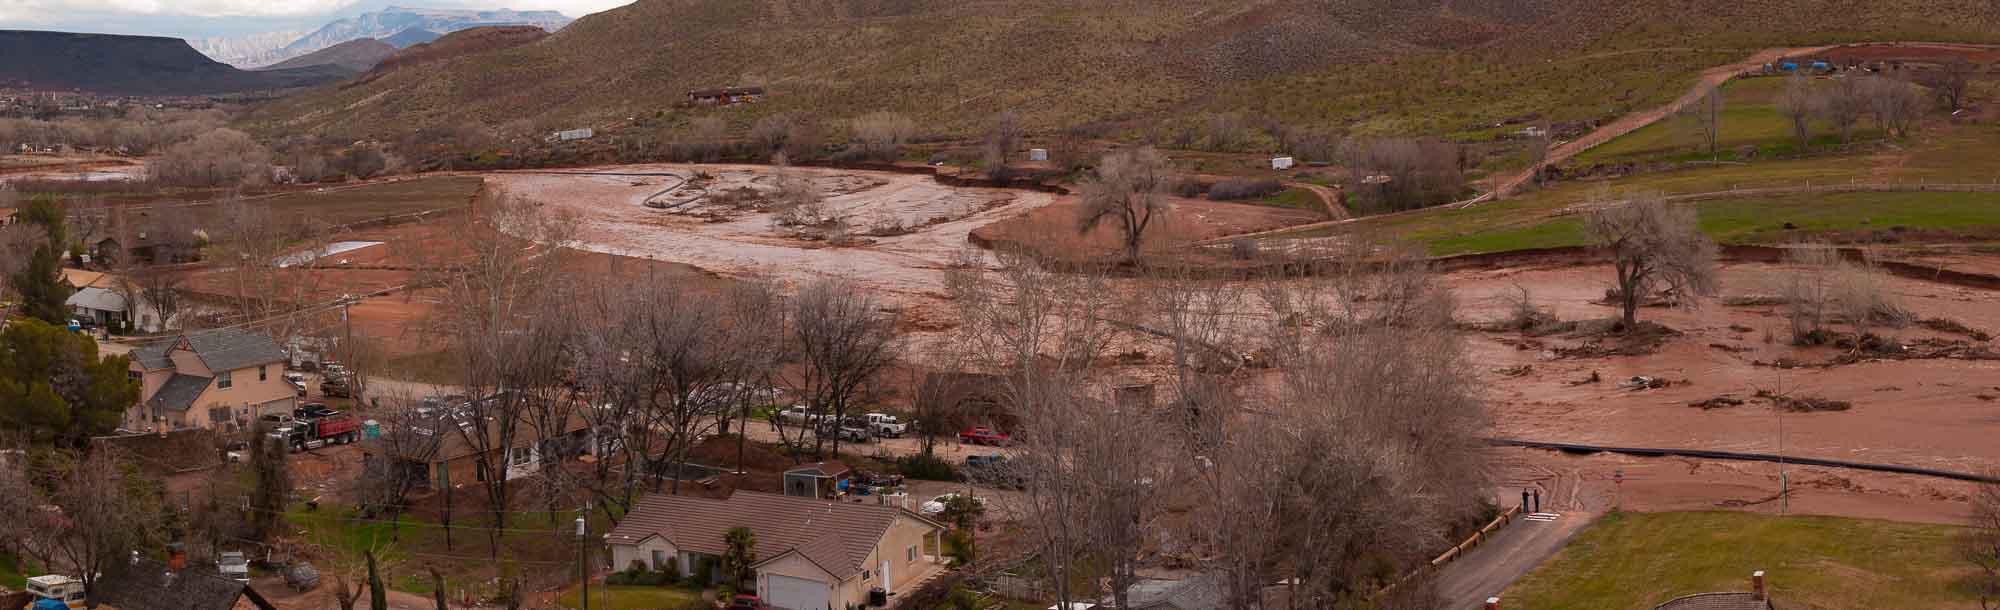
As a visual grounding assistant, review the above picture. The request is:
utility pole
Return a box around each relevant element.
[576,516,589,610]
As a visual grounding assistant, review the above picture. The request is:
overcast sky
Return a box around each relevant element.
[0,0,634,38]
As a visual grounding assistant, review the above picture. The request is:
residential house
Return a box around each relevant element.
[128,328,295,433]
[361,394,603,493]
[607,490,949,610]
[67,286,129,328]
[62,268,178,332]
[688,87,765,106]
[94,554,276,610]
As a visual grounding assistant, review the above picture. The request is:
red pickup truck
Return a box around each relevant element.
[958,427,1011,446]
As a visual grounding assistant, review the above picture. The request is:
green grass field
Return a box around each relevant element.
[559,585,704,610]
[288,500,615,596]
[1253,187,1323,212]
[1418,191,2000,255]
[1503,511,1983,609]
[1572,77,1911,166]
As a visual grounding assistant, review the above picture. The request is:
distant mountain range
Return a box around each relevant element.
[189,6,571,69]
[259,38,398,73]
[0,30,349,96]
[188,30,310,67]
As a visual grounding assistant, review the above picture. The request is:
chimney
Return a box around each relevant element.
[1751,570,1766,600]
[1485,597,1501,610]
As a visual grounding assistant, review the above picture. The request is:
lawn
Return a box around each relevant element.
[558,585,705,610]
[259,176,483,227]
[1415,190,2000,255]
[1253,187,1323,213]
[1502,511,1983,609]
[0,551,41,589]
[1569,77,1920,166]
[287,501,611,596]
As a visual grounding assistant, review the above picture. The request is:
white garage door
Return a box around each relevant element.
[764,574,832,610]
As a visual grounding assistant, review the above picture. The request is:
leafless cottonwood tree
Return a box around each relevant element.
[1817,76,1867,144]
[355,387,445,541]
[1685,88,1725,158]
[1926,58,1976,112]
[1778,73,1817,151]
[432,187,583,557]
[1584,193,1719,329]
[213,196,337,340]
[1778,244,1840,341]
[1076,146,1170,263]
[1225,246,1486,607]
[984,111,1022,180]
[789,278,899,460]
[1341,137,1466,213]
[1829,253,1910,343]
[1861,75,1925,138]
[949,252,1160,608]
[1966,477,2000,610]
[28,450,168,598]
[852,111,917,161]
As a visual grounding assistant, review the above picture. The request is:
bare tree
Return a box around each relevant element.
[355,387,444,541]
[1830,253,1910,343]
[852,111,917,161]
[788,279,899,460]
[212,197,336,340]
[1818,76,1867,143]
[1076,146,1170,263]
[1777,73,1817,151]
[1862,75,1925,138]
[687,116,729,162]
[1341,137,1465,213]
[1584,194,1719,329]
[1966,477,2000,610]
[1219,251,1487,608]
[31,450,169,598]
[148,128,272,187]
[431,187,583,557]
[1686,88,1725,158]
[1778,244,1839,342]
[983,111,1022,180]
[1925,58,1976,112]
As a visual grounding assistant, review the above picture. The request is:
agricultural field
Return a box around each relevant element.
[1569,76,1911,166]
[1503,512,1983,609]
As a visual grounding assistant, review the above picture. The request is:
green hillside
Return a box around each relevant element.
[242,0,2000,139]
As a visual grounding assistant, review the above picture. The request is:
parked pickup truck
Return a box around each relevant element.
[818,418,871,443]
[270,410,359,451]
[958,427,1011,446]
[861,413,907,438]
[776,405,822,425]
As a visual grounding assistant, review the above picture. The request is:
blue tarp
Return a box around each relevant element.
[32,599,70,610]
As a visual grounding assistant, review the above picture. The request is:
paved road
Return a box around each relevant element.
[1433,509,1598,608]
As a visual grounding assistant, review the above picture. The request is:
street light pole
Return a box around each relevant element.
[576,516,589,610]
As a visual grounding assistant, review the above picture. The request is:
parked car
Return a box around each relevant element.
[861,412,907,438]
[218,551,250,583]
[284,376,307,397]
[919,493,986,517]
[320,378,353,398]
[958,427,1011,446]
[726,595,772,609]
[818,419,870,442]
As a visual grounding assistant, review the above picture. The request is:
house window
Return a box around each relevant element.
[217,370,233,390]
[512,447,532,466]
[907,545,917,563]
[259,365,268,382]
[862,570,871,581]
[652,550,668,570]
[209,407,230,423]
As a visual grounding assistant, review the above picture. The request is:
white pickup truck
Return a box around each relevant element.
[777,405,822,425]
[861,413,907,438]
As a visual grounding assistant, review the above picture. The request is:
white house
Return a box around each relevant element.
[606,490,949,610]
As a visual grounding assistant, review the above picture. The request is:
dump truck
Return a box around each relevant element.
[270,410,359,451]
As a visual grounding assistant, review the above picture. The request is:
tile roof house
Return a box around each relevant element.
[606,490,948,610]
[127,328,295,433]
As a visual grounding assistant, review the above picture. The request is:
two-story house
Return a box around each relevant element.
[128,328,295,433]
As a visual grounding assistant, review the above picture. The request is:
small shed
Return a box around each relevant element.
[1028,148,1049,162]
[1270,156,1295,170]
[783,461,852,499]
[551,128,595,142]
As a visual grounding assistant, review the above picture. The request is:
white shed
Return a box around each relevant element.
[1270,156,1295,170]
[1028,148,1049,162]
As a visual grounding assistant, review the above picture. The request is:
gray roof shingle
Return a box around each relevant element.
[65,286,128,312]
[96,557,273,610]
[132,328,286,373]
[149,374,213,412]
[605,490,940,579]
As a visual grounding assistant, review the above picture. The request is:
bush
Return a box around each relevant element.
[1207,178,1283,201]
[943,530,976,566]
[897,453,957,481]
[1168,176,1206,198]
[693,556,716,586]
